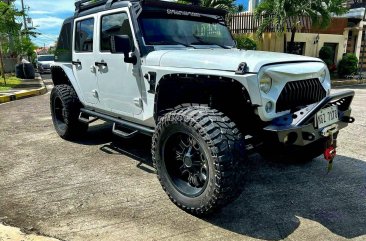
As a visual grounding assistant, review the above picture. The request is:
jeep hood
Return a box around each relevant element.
[145,49,323,73]
[38,61,54,65]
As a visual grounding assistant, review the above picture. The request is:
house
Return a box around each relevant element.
[343,1,366,69]
[230,0,366,68]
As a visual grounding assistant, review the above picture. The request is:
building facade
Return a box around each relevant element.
[344,1,366,69]
[231,1,366,68]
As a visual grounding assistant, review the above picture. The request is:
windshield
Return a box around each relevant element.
[139,18,235,48]
[38,55,54,61]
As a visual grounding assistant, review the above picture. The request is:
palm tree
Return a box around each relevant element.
[254,0,348,53]
[201,0,238,11]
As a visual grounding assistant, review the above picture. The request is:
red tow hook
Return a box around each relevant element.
[324,146,336,173]
[324,146,336,161]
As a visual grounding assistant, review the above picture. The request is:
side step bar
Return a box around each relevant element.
[80,108,155,136]
[112,123,138,139]
[79,112,99,124]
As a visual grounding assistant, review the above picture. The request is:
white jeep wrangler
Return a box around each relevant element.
[51,0,355,215]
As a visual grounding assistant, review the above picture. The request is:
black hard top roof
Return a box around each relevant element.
[73,0,227,18]
[142,0,227,16]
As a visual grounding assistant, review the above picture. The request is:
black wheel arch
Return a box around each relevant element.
[51,65,71,86]
[153,73,258,135]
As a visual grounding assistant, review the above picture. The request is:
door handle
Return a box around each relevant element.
[95,62,108,67]
[72,60,81,66]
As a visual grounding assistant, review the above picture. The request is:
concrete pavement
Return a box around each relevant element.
[0,78,366,241]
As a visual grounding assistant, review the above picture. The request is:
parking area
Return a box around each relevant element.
[0,80,365,241]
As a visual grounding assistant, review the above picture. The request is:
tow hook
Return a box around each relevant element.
[321,124,338,173]
[324,146,336,161]
[324,146,336,173]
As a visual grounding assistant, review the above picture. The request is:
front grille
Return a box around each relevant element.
[276,78,326,112]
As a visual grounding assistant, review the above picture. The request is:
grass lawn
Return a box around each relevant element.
[0,75,21,91]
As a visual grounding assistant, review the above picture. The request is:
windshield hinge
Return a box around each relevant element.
[235,62,248,75]
[144,72,157,94]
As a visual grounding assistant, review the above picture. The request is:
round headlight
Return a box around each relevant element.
[320,69,327,83]
[259,74,272,94]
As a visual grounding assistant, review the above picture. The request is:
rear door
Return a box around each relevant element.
[73,15,99,105]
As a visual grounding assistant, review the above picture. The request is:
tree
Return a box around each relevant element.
[18,36,37,61]
[0,1,39,84]
[254,0,348,54]
[234,34,257,50]
[0,1,23,83]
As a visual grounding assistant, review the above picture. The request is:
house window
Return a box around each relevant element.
[286,42,306,55]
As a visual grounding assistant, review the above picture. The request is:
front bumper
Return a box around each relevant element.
[263,91,355,146]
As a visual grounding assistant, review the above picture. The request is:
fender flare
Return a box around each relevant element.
[51,63,86,104]
[153,73,252,121]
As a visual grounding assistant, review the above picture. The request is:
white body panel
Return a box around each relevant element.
[144,49,321,73]
[95,8,143,117]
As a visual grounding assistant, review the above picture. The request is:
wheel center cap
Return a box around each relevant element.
[183,156,193,168]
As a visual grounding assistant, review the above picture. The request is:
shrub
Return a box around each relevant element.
[319,46,334,61]
[338,53,359,78]
[234,35,257,50]
[319,46,334,67]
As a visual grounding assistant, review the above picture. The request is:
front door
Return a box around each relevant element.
[95,9,143,117]
[73,16,99,105]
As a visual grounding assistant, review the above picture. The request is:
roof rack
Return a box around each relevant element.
[75,0,201,12]
[74,0,225,17]
[75,0,128,13]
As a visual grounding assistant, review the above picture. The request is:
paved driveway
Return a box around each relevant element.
[0,80,365,241]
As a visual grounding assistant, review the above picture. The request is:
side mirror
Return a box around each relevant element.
[110,35,137,65]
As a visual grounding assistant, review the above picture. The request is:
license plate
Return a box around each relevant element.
[316,106,339,129]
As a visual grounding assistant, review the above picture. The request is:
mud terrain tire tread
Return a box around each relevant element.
[152,104,246,216]
[50,84,88,140]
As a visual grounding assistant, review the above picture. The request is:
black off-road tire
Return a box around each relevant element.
[50,84,88,140]
[152,105,246,216]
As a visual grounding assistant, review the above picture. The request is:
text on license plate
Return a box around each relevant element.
[316,106,339,129]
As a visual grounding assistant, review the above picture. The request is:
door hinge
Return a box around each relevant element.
[92,89,99,99]
[134,97,143,108]
[144,72,156,94]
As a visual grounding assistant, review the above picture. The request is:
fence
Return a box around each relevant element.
[228,12,312,35]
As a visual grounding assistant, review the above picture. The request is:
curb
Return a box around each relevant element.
[0,87,48,104]
[0,77,48,104]
[332,79,366,87]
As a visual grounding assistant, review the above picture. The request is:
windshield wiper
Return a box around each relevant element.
[191,36,231,49]
[149,40,196,49]
[190,41,231,49]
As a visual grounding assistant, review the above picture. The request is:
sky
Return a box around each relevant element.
[13,0,249,47]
